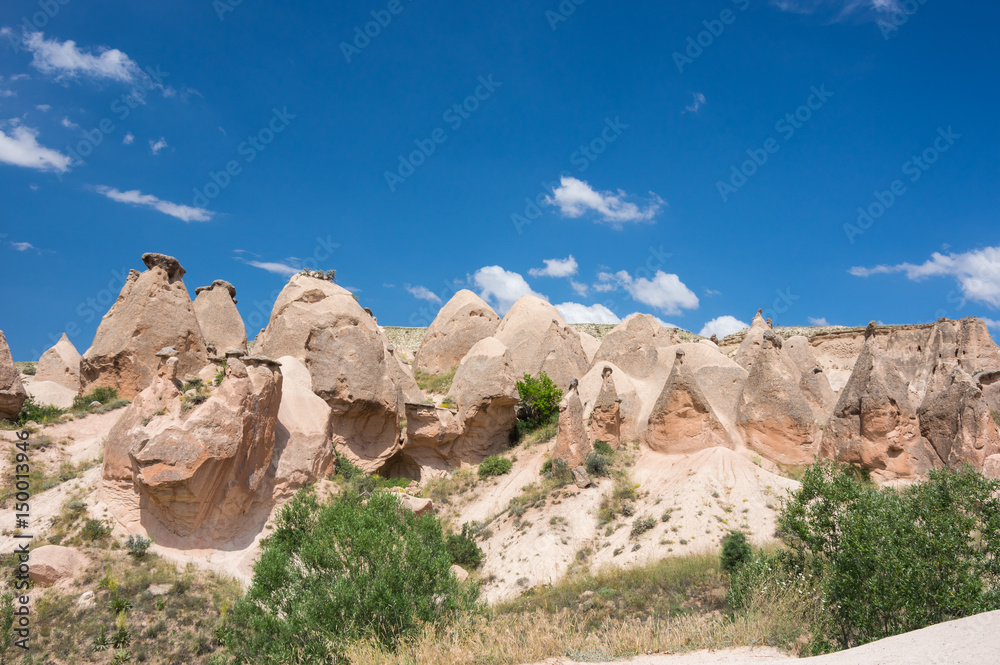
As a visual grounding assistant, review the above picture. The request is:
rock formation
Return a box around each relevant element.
[592,314,679,380]
[553,379,589,467]
[193,280,247,353]
[36,333,81,391]
[28,545,87,586]
[589,366,621,448]
[646,349,731,454]
[271,356,335,497]
[734,309,770,371]
[918,366,1000,470]
[579,361,642,443]
[0,331,27,420]
[257,273,406,472]
[415,290,500,375]
[579,332,601,365]
[80,254,208,399]
[102,352,282,538]
[494,295,589,390]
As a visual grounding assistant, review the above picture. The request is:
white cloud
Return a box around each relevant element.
[529,255,578,278]
[0,89,14,98]
[808,317,831,326]
[239,260,299,277]
[61,116,80,130]
[472,266,546,314]
[771,0,903,19]
[699,315,749,339]
[983,318,1000,333]
[598,270,699,316]
[685,92,706,113]
[570,280,589,297]
[544,176,663,227]
[23,32,143,83]
[704,288,722,296]
[10,241,37,252]
[555,303,621,325]
[149,137,167,155]
[0,123,71,172]
[850,246,1000,309]
[94,185,213,222]
[35,104,51,112]
[122,132,134,145]
[406,284,442,303]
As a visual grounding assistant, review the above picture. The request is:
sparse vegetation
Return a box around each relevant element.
[414,367,457,395]
[598,476,638,525]
[478,455,512,478]
[126,534,153,558]
[298,268,337,282]
[629,516,656,538]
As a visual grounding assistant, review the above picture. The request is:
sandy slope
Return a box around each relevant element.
[524,609,1000,665]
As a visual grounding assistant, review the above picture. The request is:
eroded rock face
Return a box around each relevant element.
[271,356,335,498]
[415,290,500,375]
[193,280,247,353]
[494,295,588,391]
[822,331,939,481]
[102,355,282,538]
[553,380,589,467]
[36,333,81,392]
[647,350,731,454]
[580,361,642,443]
[80,254,208,399]
[258,274,403,472]
[593,314,679,380]
[918,367,1000,470]
[738,334,821,465]
[0,331,27,420]
[589,367,621,448]
[734,310,770,371]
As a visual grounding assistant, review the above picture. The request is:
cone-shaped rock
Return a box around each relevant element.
[593,314,679,380]
[918,365,1000,470]
[36,333,81,392]
[734,309,770,371]
[416,290,500,375]
[580,361,642,443]
[193,280,247,353]
[494,295,588,390]
[553,380,589,467]
[589,366,621,448]
[647,350,731,453]
[80,254,208,399]
[0,331,27,419]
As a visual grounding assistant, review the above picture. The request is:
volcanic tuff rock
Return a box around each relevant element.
[0,331,27,419]
[494,295,589,392]
[589,366,621,448]
[578,331,601,365]
[102,354,282,538]
[592,314,681,380]
[193,280,247,353]
[579,361,642,443]
[733,309,770,371]
[646,349,731,453]
[415,289,500,375]
[28,545,87,587]
[918,366,1000,470]
[80,254,208,399]
[256,273,408,472]
[35,333,81,392]
[553,380,590,467]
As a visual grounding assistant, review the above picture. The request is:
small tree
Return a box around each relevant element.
[478,455,512,478]
[720,530,752,573]
[515,372,563,430]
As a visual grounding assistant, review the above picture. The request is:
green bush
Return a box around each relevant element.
[21,365,36,376]
[585,451,612,477]
[478,455,512,478]
[777,461,1000,650]
[515,372,563,430]
[592,441,614,456]
[125,535,152,558]
[220,489,477,664]
[81,519,112,542]
[446,523,484,569]
[629,516,656,538]
[15,396,64,425]
[720,530,752,573]
[72,386,120,412]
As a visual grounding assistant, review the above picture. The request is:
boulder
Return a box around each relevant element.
[0,331,27,420]
[80,254,208,399]
[193,280,247,353]
[258,273,403,472]
[822,328,940,481]
[572,466,593,488]
[589,366,622,448]
[646,349,731,454]
[918,366,1000,470]
[738,333,821,465]
[399,494,434,516]
[450,564,470,582]
[28,545,87,586]
[494,295,588,391]
[271,356,335,498]
[592,314,680,380]
[553,380,589,467]
[25,379,76,409]
[101,354,282,538]
[415,290,500,375]
[35,333,81,391]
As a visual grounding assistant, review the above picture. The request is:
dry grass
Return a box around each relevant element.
[414,368,457,396]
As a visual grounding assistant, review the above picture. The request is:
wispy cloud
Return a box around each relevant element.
[149,137,168,155]
[122,132,134,145]
[544,177,663,227]
[808,317,831,326]
[35,104,51,112]
[23,31,143,83]
[94,185,213,222]
[771,0,903,20]
[555,302,621,325]
[684,92,706,114]
[472,265,546,314]
[236,259,299,277]
[597,270,699,315]
[0,122,71,172]
[850,246,1000,309]
[61,116,80,130]
[699,315,748,339]
[10,241,37,252]
[406,284,442,303]
[529,255,579,278]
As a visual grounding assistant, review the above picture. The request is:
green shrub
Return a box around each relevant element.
[21,365,36,376]
[992,408,1000,428]
[333,450,366,481]
[220,489,477,663]
[125,535,152,558]
[72,387,119,412]
[720,530,752,573]
[778,461,1000,650]
[585,451,612,477]
[15,396,64,425]
[478,455,512,478]
[446,523,484,569]
[515,372,563,430]
[592,441,614,456]
[81,519,112,542]
[629,516,656,538]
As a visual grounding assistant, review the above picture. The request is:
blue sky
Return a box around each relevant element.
[1,0,998,360]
